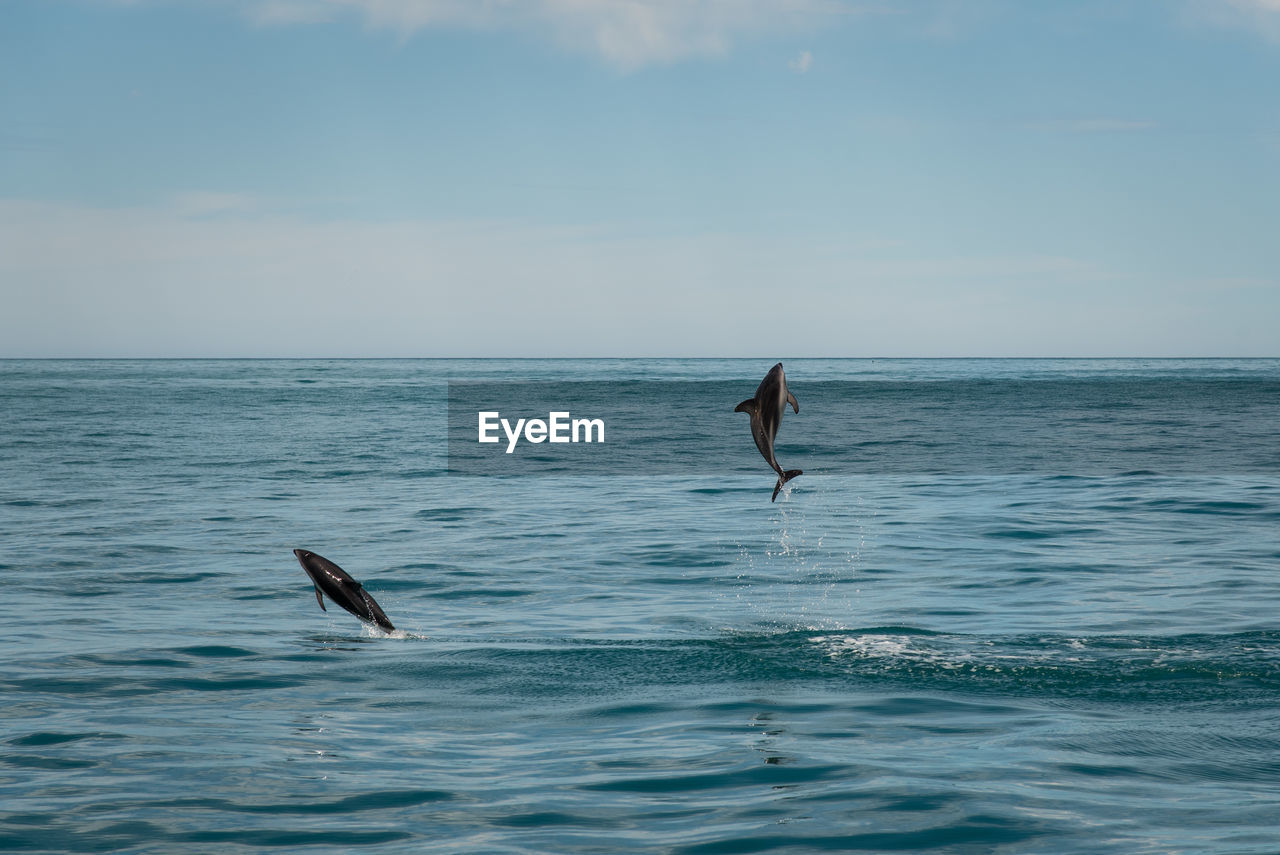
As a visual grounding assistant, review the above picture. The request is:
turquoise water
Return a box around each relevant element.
[3,359,1279,854]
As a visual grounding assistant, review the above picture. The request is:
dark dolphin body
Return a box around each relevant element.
[293,548,395,633]
[734,362,803,502]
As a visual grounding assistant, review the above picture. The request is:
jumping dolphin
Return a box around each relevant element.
[293,549,395,633]
[735,362,803,502]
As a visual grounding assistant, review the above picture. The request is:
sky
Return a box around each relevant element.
[2,0,1278,357]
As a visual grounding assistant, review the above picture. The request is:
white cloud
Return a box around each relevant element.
[5,197,1273,357]
[239,0,847,69]
[788,49,813,72]
[1224,0,1280,11]
[1187,0,1280,40]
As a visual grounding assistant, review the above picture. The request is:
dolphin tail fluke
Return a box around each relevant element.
[734,399,757,415]
[771,469,803,502]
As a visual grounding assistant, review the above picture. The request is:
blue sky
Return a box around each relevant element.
[2,0,1278,357]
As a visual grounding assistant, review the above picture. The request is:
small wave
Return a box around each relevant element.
[982,527,1076,540]
[813,633,941,661]
[579,759,849,795]
[7,731,119,747]
[673,817,1046,855]
[134,571,221,585]
[1,754,100,771]
[175,645,257,659]
[154,788,454,815]
[1178,500,1268,514]
[415,506,487,521]
[179,828,411,847]
[433,587,535,600]
[801,630,1280,700]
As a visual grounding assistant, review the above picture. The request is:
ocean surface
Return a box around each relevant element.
[3,358,1279,854]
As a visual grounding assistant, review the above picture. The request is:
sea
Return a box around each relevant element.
[2,358,1279,854]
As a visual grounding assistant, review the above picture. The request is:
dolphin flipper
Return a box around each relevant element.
[314,584,326,611]
[734,399,757,415]
[787,391,799,414]
[771,469,803,502]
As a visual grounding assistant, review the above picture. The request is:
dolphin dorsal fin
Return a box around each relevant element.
[734,399,758,415]
[314,584,327,612]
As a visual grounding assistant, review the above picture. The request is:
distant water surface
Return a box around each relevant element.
[2,359,1279,854]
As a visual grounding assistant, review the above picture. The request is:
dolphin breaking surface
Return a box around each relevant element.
[293,548,395,633]
[735,362,803,502]
[291,367,802,634]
